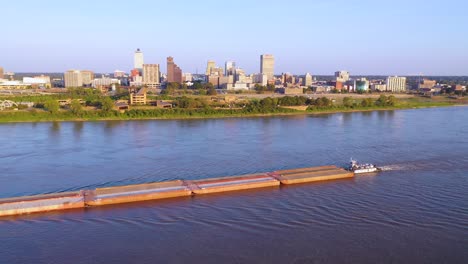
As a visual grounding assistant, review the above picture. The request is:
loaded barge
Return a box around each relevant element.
[1,165,355,217]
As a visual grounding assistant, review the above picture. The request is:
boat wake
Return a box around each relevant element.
[375,159,464,172]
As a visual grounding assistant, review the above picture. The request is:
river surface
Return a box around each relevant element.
[1,107,468,263]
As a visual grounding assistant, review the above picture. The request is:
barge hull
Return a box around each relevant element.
[192,174,280,195]
[86,180,192,206]
[0,191,85,217]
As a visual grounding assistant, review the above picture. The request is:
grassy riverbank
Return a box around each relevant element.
[0,98,461,123]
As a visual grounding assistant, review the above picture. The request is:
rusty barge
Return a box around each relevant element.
[0,165,354,217]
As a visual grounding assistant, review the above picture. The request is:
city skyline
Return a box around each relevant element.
[1,0,467,75]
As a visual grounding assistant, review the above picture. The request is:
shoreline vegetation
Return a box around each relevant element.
[0,89,466,123]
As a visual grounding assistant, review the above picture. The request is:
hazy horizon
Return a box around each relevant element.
[1,0,467,76]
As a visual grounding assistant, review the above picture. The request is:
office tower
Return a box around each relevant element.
[0,67,4,79]
[260,54,275,80]
[355,78,370,92]
[206,60,216,76]
[235,68,246,82]
[210,67,224,77]
[335,71,350,82]
[64,70,94,87]
[253,73,268,86]
[225,61,236,76]
[64,70,83,88]
[143,64,160,87]
[81,70,94,86]
[304,73,313,87]
[386,76,407,92]
[134,48,144,70]
[167,57,182,83]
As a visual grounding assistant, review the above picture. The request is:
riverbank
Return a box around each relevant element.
[0,100,462,123]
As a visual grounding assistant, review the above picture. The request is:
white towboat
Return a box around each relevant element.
[348,159,381,174]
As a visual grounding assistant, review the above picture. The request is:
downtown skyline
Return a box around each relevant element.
[1,0,467,75]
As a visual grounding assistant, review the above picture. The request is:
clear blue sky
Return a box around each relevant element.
[1,0,467,75]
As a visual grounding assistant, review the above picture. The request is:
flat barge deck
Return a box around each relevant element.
[0,165,355,217]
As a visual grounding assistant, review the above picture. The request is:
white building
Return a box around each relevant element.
[225,61,236,76]
[371,84,387,92]
[92,77,121,88]
[23,75,51,87]
[183,73,193,82]
[335,71,350,82]
[143,64,160,88]
[226,82,250,90]
[303,73,313,87]
[64,70,83,88]
[134,49,144,70]
[386,76,407,92]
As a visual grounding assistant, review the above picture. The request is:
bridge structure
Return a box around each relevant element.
[0,100,18,110]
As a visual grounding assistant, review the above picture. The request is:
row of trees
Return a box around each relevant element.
[162,82,217,96]
[254,84,276,93]
[343,95,397,108]
[42,97,114,115]
[39,94,400,116]
[174,97,209,109]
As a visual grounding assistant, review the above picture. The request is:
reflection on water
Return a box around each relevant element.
[1,107,468,263]
[49,121,61,134]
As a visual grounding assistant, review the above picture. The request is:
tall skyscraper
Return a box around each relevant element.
[206,60,216,76]
[225,61,236,76]
[335,71,350,82]
[134,49,144,70]
[143,64,160,87]
[0,67,4,79]
[386,76,407,92]
[167,57,182,83]
[64,70,83,88]
[260,54,275,81]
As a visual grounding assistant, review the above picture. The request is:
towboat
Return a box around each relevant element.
[348,159,381,174]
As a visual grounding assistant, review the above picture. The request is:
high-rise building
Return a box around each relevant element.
[260,54,275,81]
[81,70,94,86]
[64,70,83,88]
[0,67,4,79]
[355,78,370,92]
[167,57,183,83]
[210,67,224,77]
[64,70,93,87]
[253,73,268,86]
[304,73,313,87]
[235,68,246,82]
[386,76,407,92]
[206,60,216,76]
[335,71,350,82]
[225,61,236,76]
[134,49,144,70]
[143,64,160,88]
